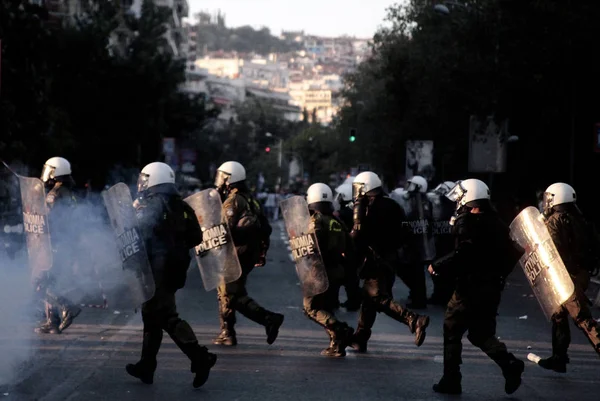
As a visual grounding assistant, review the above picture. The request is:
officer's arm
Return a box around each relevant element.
[226,196,254,244]
[183,203,203,249]
[313,215,328,253]
[546,214,566,252]
[135,196,162,240]
[432,216,472,275]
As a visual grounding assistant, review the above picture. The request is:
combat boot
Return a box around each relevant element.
[500,355,525,395]
[213,328,237,346]
[406,313,430,347]
[433,373,462,395]
[191,350,218,388]
[35,304,61,334]
[58,305,81,332]
[320,329,338,357]
[34,320,61,334]
[265,313,284,345]
[538,355,569,373]
[350,328,370,353]
[322,323,354,357]
[125,360,156,385]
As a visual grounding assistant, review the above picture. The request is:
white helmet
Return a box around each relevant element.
[433,181,456,195]
[215,161,246,188]
[352,171,382,200]
[446,178,490,207]
[307,183,333,205]
[41,157,71,183]
[543,183,576,215]
[137,162,175,193]
[405,175,428,193]
[335,183,352,203]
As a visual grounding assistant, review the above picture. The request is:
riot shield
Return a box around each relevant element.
[102,183,155,308]
[184,189,242,291]
[280,196,328,297]
[414,193,436,261]
[509,206,575,320]
[17,176,53,278]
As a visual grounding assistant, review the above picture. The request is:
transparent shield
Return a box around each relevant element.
[18,176,53,278]
[184,189,242,291]
[102,183,155,308]
[280,196,328,297]
[509,206,575,320]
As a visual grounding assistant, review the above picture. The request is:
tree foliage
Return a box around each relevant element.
[0,0,207,189]
[193,22,301,56]
[328,0,600,211]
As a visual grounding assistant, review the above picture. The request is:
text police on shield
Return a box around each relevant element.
[117,228,142,262]
[197,224,229,256]
[290,233,316,261]
[23,212,46,234]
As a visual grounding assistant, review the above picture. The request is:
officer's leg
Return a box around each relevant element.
[351,277,378,352]
[161,291,217,388]
[45,289,81,333]
[126,295,163,384]
[228,270,284,345]
[35,274,63,334]
[433,293,467,394]
[375,268,429,346]
[213,281,238,346]
[303,290,354,357]
[341,263,362,311]
[429,274,454,306]
[537,306,571,372]
[564,289,600,356]
[406,262,427,309]
[467,300,524,395]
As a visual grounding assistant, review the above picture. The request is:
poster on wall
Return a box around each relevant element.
[405,140,435,181]
[468,116,509,173]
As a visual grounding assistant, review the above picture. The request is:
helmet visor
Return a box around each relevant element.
[137,173,150,194]
[445,181,465,203]
[214,170,230,188]
[41,164,56,183]
[352,182,365,201]
[542,192,554,215]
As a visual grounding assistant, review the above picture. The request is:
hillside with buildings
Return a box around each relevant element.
[184,10,372,126]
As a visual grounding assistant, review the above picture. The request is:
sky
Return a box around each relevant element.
[187,0,402,38]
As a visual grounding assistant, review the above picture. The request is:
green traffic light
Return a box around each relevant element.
[349,136,356,142]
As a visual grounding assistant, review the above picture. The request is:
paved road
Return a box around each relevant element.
[0,221,599,401]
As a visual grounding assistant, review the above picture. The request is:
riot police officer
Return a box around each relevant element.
[429,179,524,395]
[212,161,284,346]
[334,183,361,311]
[399,175,434,309]
[304,183,355,357]
[35,157,81,334]
[537,183,600,372]
[349,172,430,352]
[126,162,216,388]
[428,181,457,305]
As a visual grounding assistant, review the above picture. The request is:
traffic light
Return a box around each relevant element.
[265,146,271,153]
[349,128,356,142]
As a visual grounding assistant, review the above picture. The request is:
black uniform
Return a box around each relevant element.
[429,196,456,305]
[126,184,216,388]
[335,203,362,310]
[35,180,81,334]
[399,193,434,309]
[431,208,524,395]
[350,190,429,352]
[303,203,354,357]
[540,203,600,371]
[213,186,284,346]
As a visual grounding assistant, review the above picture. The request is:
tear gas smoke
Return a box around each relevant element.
[0,250,35,385]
